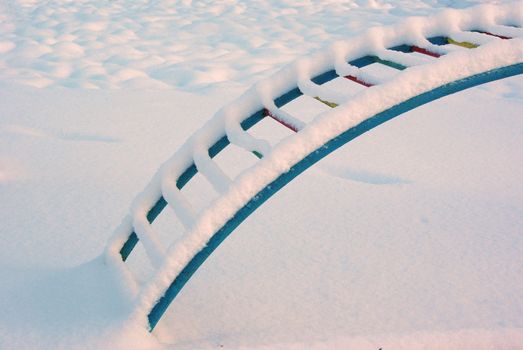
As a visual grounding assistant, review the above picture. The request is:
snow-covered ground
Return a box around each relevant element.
[1,1,523,349]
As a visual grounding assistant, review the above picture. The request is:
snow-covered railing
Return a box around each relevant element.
[103,3,523,332]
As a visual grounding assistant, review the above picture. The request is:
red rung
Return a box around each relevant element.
[264,108,298,132]
[476,31,511,40]
[412,46,441,58]
[344,75,373,87]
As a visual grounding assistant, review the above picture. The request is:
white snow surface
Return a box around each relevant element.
[1,1,523,349]
[0,0,518,91]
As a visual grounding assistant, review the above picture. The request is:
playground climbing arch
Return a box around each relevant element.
[102,3,523,332]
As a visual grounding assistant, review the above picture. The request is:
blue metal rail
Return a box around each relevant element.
[146,62,523,331]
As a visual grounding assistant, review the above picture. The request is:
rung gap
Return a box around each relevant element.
[427,36,448,45]
[208,136,229,158]
[274,88,303,108]
[147,196,168,222]
[120,232,139,261]
[388,44,412,53]
[240,110,265,130]
[311,69,338,85]
[349,55,376,68]
[176,164,198,189]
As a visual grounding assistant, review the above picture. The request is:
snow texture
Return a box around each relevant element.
[1,1,523,349]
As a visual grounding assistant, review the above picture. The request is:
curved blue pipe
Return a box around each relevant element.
[147,63,523,330]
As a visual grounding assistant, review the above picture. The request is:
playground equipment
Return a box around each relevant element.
[103,4,523,332]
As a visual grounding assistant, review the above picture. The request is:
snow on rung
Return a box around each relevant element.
[193,146,232,194]
[263,103,306,132]
[339,61,384,86]
[451,31,499,47]
[298,79,347,106]
[281,95,333,124]
[323,76,367,98]
[104,215,140,295]
[358,62,401,84]
[345,75,374,87]
[161,175,196,229]
[420,37,450,56]
[379,48,433,66]
[246,114,296,147]
[485,24,523,39]
[131,216,166,268]
[225,120,272,157]
[387,44,441,59]
[212,143,260,180]
[411,46,441,58]
[471,30,511,40]
[425,32,491,51]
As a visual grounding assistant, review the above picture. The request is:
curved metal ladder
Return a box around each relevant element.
[103,3,523,332]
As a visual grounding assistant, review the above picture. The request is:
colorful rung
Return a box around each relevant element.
[314,96,338,108]
[349,55,407,70]
[344,75,374,87]
[388,44,441,58]
[264,108,299,132]
[447,38,479,48]
[252,150,263,159]
[427,36,478,49]
[411,46,441,57]
[471,30,511,40]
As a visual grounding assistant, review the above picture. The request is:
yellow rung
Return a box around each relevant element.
[314,96,338,108]
[447,38,478,49]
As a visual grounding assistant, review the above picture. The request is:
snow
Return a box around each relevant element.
[1,0,523,349]
[118,3,523,330]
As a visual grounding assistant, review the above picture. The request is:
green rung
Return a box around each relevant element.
[252,150,263,159]
[314,96,338,108]
[374,57,407,70]
[447,38,478,49]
